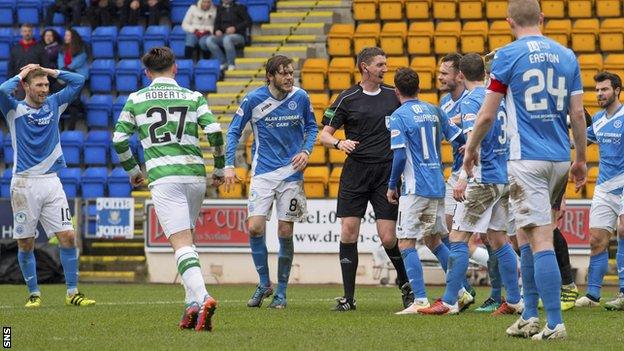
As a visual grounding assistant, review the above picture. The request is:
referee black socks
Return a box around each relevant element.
[339,242,358,302]
[385,240,409,287]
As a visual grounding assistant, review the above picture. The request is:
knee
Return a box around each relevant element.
[17,238,34,252]
[423,235,441,251]
[340,225,359,243]
[56,230,76,248]
[277,223,293,238]
[248,222,265,237]
[398,239,415,251]
[589,234,608,252]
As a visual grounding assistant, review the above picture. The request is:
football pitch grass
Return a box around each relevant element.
[1,284,623,350]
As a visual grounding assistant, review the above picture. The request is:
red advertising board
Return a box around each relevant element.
[145,201,250,250]
[557,200,591,249]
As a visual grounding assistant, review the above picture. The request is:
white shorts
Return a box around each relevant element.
[589,186,624,233]
[248,178,307,222]
[452,183,509,233]
[445,172,459,216]
[151,182,205,238]
[507,208,517,236]
[508,160,569,229]
[11,174,73,239]
[397,195,446,239]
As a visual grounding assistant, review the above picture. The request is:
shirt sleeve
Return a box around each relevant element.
[389,112,406,150]
[225,96,252,167]
[460,98,480,133]
[52,70,86,109]
[569,52,584,97]
[489,48,512,87]
[586,117,597,143]
[439,107,462,143]
[112,96,140,177]
[197,94,225,171]
[301,93,318,154]
[322,92,348,129]
[0,75,20,118]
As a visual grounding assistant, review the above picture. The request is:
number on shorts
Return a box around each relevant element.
[146,106,189,144]
[289,199,298,212]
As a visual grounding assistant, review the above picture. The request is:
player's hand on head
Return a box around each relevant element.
[570,161,587,192]
[386,188,399,205]
[338,139,359,154]
[18,64,40,79]
[291,152,309,171]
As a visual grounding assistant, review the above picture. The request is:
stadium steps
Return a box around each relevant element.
[275,0,350,11]
[224,69,301,79]
[234,57,301,70]
[254,23,328,36]
[269,11,337,24]
[207,93,245,106]
[252,34,325,44]
[217,80,265,93]
[243,45,312,59]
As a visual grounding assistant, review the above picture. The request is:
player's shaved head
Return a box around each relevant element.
[459,54,485,82]
[508,0,541,27]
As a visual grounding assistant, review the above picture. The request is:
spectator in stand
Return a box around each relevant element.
[144,0,171,26]
[41,29,63,69]
[203,0,251,71]
[57,29,88,130]
[88,0,117,28]
[8,24,51,99]
[182,0,216,59]
[46,0,85,27]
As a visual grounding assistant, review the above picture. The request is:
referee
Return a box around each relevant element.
[320,47,413,311]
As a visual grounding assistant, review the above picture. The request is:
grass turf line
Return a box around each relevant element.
[1,284,623,350]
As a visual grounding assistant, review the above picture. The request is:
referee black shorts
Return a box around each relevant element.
[336,157,398,221]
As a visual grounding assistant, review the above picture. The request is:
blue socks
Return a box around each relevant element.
[17,250,39,295]
[432,243,449,272]
[520,244,538,320]
[276,237,294,298]
[442,236,451,249]
[442,242,469,305]
[487,245,502,303]
[400,248,426,299]
[60,247,79,295]
[617,239,624,294]
[534,250,563,329]
[494,243,521,304]
[587,251,609,300]
[249,235,270,287]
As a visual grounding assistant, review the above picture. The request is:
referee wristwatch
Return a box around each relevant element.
[333,139,341,149]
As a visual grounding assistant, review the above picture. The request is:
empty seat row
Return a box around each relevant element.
[352,0,624,21]
[0,167,132,199]
[89,58,220,93]
[0,0,57,26]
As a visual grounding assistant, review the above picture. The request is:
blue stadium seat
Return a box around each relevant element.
[89,59,115,93]
[0,168,11,198]
[143,25,170,52]
[72,26,91,44]
[194,59,220,92]
[0,28,12,60]
[58,167,81,199]
[108,167,131,197]
[91,26,118,59]
[169,25,186,58]
[84,203,96,235]
[84,131,110,166]
[0,60,7,82]
[60,130,84,166]
[52,12,64,25]
[17,0,40,25]
[171,0,195,24]
[81,167,108,198]
[118,26,144,58]
[116,59,142,93]
[86,94,113,128]
[176,59,193,89]
[112,95,128,125]
[3,132,13,165]
[0,0,15,26]
[247,0,271,23]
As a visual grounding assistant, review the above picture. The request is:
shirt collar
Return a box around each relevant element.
[150,77,179,86]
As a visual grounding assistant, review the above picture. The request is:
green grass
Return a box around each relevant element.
[1,284,623,350]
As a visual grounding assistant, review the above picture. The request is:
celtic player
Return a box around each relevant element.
[113,47,225,332]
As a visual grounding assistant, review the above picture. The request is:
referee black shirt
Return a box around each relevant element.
[322,83,401,163]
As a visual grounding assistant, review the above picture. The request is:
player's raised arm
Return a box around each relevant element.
[112,96,142,186]
[49,68,86,107]
[224,97,252,190]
